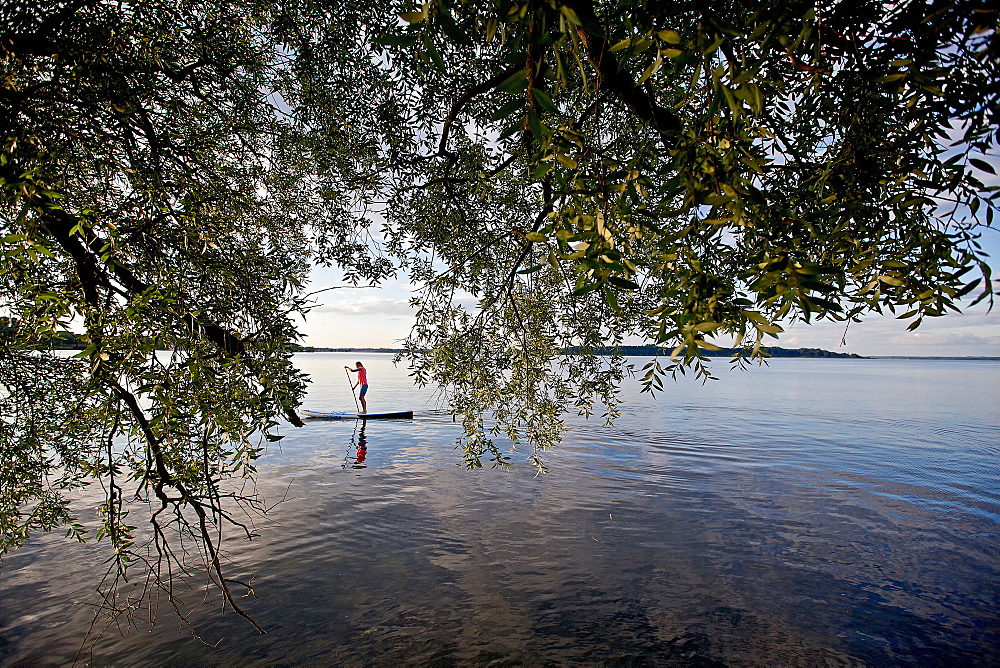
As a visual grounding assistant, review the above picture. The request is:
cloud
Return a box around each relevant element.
[310,296,414,317]
[887,331,1000,347]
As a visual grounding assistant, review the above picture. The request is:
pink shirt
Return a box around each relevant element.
[357,367,368,385]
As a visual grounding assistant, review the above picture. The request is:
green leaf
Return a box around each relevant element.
[532,88,559,114]
[497,69,528,94]
[807,296,843,312]
[559,5,583,26]
[969,158,997,175]
[603,286,621,312]
[489,98,524,122]
[498,119,523,141]
[372,33,419,48]
[531,160,553,179]
[422,35,446,73]
[721,84,741,116]
[555,152,578,169]
[744,83,763,116]
[607,275,639,289]
[527,109,544,138]
[400,10,427,23]
[657,30,682,44]
[609,38,633,52]
[637,54,662,84]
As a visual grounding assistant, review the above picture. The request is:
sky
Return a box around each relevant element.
[297,227,1000,358]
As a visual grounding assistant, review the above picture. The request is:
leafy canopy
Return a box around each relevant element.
[0,0,392,630]
[353,0,998,465]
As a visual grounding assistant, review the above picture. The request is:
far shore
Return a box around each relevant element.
[292,346,998,361]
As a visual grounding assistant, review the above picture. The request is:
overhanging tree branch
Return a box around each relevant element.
[560,0,682,148]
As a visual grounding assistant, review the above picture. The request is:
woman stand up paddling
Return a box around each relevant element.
[345,361,368,414]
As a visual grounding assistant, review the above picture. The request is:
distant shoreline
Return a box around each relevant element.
[292,346,999,361]
[32,328,996,361]
[867,356,1000,360]
[41,341,995,361]
[298,347,404,354]
[297,345,866,358]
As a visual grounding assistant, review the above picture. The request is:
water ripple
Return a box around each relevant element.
[1,356,998,665]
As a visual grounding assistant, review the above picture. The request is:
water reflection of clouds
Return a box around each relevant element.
[3,357,999,664]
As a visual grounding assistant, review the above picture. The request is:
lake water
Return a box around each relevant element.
[1,354,998,665]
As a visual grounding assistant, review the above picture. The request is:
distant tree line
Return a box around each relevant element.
[0,317,83,349]
[565,345,865,358]
[289,342,864,358]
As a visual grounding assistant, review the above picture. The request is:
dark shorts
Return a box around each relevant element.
[359,384,368,396]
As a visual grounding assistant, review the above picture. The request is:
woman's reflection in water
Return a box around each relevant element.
[351,419,367,469]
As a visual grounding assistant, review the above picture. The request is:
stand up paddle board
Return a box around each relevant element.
[302,409,414,420]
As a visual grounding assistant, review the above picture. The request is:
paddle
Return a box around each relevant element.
[344,366,360,413]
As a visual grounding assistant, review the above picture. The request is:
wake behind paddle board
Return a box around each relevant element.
[301,409,414,420]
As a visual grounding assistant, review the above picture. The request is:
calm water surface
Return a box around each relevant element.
[1,354,998,665]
